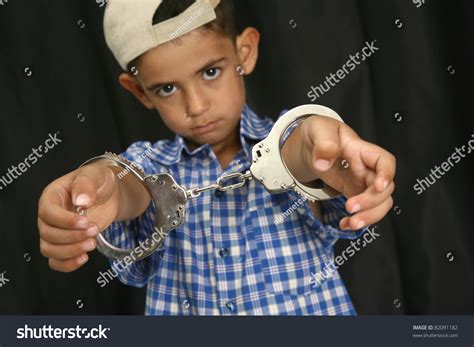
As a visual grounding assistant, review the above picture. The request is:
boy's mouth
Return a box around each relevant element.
[192,120,220,135]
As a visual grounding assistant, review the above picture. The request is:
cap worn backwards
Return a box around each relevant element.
[104,0,221,70]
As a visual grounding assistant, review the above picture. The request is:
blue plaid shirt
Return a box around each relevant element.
[105,105,364,315]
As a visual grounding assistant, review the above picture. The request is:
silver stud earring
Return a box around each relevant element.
[236,65,245,76]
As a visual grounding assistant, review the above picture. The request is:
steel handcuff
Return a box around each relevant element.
[79,104,344,261]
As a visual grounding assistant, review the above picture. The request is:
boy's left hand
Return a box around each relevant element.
[284,115,396,231]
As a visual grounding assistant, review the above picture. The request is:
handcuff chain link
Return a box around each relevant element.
[186,171,253,199]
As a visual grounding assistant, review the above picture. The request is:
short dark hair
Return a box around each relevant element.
[127,0,237,72]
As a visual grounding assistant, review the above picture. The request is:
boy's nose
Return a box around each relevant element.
[185,88,210,118]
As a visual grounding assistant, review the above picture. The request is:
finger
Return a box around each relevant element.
[38,196,89,230]
[305,116,343,172]
[374,153,397,193]
[339,216,352,231]
[49,254,89,273]
[40,237,97,260]
[71,165,116,208]
[341,197,394,230]
[360,143,396,193]
[346,181,395,214]
[38,218,99,244]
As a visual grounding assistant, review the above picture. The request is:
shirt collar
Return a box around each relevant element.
[149,104,273,166]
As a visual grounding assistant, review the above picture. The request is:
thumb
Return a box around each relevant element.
[302,116,343,173]
[308,122,342,172]
[312,142,340,172]
[71,165,117,208]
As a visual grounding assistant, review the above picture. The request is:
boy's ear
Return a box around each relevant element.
[118,73,155,110]
[236,27,260,75]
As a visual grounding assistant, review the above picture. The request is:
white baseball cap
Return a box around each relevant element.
[104,0,221,70]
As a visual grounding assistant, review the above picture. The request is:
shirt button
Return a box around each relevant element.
[215,190,223,198]
[182,299,191,309]
[225,301,236,313]
[219,248,230,258]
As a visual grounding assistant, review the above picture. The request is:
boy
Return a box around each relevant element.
[37,0,395,315]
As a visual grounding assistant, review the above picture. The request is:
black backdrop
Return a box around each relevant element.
[0,0,472,315]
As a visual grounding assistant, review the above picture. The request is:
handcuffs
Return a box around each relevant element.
[79,105,344,261]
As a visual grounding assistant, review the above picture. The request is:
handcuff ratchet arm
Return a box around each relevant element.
[249,104,344,202]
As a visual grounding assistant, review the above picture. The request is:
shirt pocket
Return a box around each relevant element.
[253,212,332,297]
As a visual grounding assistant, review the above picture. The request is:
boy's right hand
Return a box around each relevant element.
[38,164,120,272]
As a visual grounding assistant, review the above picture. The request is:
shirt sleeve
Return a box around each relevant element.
[102,141,168,288]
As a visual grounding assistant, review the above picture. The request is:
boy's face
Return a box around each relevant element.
[120,28,260,152]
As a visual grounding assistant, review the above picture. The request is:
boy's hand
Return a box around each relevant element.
[37,165,120,272]
[282,116,396,231]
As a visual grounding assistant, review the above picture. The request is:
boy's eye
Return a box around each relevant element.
[158,85,177,97]
[203,67,221,81]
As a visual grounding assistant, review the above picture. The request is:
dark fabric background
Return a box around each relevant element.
[0,0,472,315]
